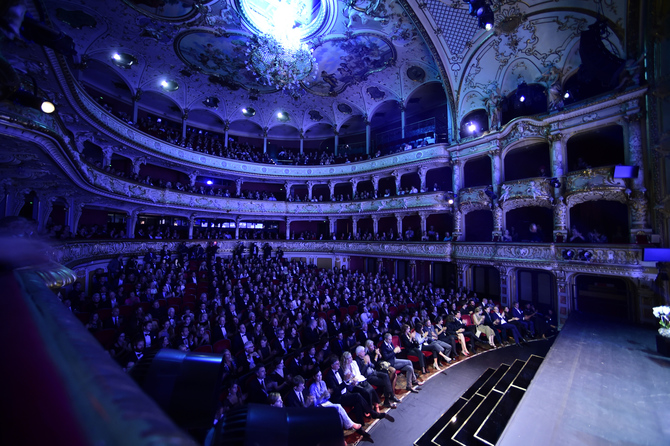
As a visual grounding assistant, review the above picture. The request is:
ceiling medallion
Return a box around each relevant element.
[337,103,353,114]
[407,65,425,82]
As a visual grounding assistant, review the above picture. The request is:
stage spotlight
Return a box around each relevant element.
[466,122,477,133]
[562,249,575,260]
[11,89,55,114]
[206,180,213,185]
[519,95,525,103]
[564,92,570,99]
[448,198,454,205]
[41,100,55,113]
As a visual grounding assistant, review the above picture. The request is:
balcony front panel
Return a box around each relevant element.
[565,166,628,206]
[49,240,654,280]
[83,164,450,215]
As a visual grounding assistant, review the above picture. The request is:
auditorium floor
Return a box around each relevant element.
[362,337,555,445]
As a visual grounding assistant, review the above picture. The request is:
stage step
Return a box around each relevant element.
[451,360,526,446]
[415,354,546,446]
[414,368,495,446]
[429,365,510,446]
[474,355,545,445]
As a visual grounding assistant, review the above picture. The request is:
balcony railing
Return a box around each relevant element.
[47,239,655,279]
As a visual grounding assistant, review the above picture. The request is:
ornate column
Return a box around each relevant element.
[493,204,503,241]
[333,128,339,156]
[102,146,114,168]
[453,209,463,241]
[188,172,199,188]
[37,195,55,233]
[554,270,570,326]
[630,189,650,242]
[400,104,406,139]
[548,132,568,204]
[418,166,429,192]
[306,181,314,201]
[328,217,337,237]
[132,157,146,176]
[489,146,502,194]
[285,181,293,200]
[236,178,243,197]
[349,178,359,197]
[67,198,84,235]
[451,159,462,196]
[285,217,291,240]
[392,170,402,194]
[223,120,230,149]
[263,127,268,153]
[299,130,304,155]
[352,216,359,236]
[496,265,511,307]
[371,175,380,197]
[4,187,27,217]
[623,114,645,190]
[235,216,241,239]
[181,109,189,140]
[372,215,379,234]
[126,209,139,239]
[553,196,568,242]
[409,259,416,282]
[365,117,371,155]
[188,214,196,240]
[456,262,469,289]
[395,213,403,237]
[132,89,142,124]
[419,211,428,235]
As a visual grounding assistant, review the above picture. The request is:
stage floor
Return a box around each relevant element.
[367,337,554,445]
[499,312,670,446]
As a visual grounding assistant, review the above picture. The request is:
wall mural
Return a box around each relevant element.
[175,30,277,93]
[175,30,396,97]
[301,34,396,96]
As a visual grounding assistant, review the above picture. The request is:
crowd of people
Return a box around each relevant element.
[61,242,557,438]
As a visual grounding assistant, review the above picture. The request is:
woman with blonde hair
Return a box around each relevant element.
[472,307,496,348]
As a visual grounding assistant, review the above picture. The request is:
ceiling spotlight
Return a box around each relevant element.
[41,101,55,114]
[242,107,256,117]
[277,111,290,122]
[277,112,283,118]
[111,52,137,69]
[159,80,179,91]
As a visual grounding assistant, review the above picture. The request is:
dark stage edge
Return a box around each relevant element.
[367,338,554,446]
[498,312,670,446]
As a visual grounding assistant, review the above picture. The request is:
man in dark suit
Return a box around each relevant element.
[303,319,320,345]
[271,329,289,357]
[284,376,312,408]
[482,307,504,345]
[247,365,269,404]
[492,306,524,346]
[511,302,534,337]
[389,314,405,335]
[103,307,124,330]
[211,315,228,344]
[325,356,391,425]
[330,332,346,357]
[380,333,421,392]
[355,346,399,408]
[232,323,251,354]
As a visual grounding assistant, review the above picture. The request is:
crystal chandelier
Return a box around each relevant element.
[245,33,316,93]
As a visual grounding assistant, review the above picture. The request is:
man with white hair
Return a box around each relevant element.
[355,345,399,408]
